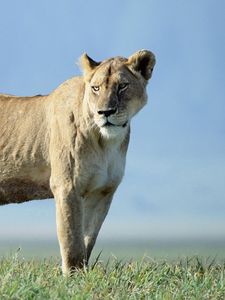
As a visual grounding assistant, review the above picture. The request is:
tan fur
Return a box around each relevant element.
[0,50,155,274]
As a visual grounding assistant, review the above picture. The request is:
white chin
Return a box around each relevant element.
[100,125,127,139]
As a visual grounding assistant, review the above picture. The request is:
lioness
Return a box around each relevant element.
[0,50,155,274]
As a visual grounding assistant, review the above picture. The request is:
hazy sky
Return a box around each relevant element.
[0,0,225,241]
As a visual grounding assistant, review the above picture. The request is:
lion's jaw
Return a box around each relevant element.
[83,99,129,139]
[98,119,129,139]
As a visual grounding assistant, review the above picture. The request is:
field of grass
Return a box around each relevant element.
[1,239,225,299]
[0,253,225,299]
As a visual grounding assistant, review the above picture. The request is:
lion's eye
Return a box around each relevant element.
[91,86,100,92]
[118,83,129,92]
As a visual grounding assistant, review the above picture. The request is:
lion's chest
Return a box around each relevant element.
[80,146,125,197]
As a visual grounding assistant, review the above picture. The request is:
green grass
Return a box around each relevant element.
[0,254,225,299]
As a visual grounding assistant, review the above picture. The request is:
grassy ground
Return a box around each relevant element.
[0,254,225,299]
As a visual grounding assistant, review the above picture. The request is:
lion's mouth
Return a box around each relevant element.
[104,121,128,128]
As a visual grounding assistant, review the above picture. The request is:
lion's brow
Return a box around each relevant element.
[92,64,112,86]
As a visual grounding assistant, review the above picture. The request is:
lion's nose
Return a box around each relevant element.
[98,108,117,117]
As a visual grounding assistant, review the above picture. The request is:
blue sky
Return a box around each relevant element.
[0,0,225,241]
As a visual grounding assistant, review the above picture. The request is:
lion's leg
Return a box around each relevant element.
[52,182,86,275]
[83,193,113,263]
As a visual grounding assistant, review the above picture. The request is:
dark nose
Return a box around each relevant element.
[98,108,117,117]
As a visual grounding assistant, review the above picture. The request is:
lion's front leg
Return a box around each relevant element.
[83,192,114,263]
[51,181,86,275]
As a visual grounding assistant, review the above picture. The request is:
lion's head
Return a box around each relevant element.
[81,50,156,139]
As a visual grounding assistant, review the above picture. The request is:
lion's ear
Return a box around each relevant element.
[127,50,156,80]
[80,53,100,75]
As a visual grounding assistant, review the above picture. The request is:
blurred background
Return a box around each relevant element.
[0,0,225,260]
